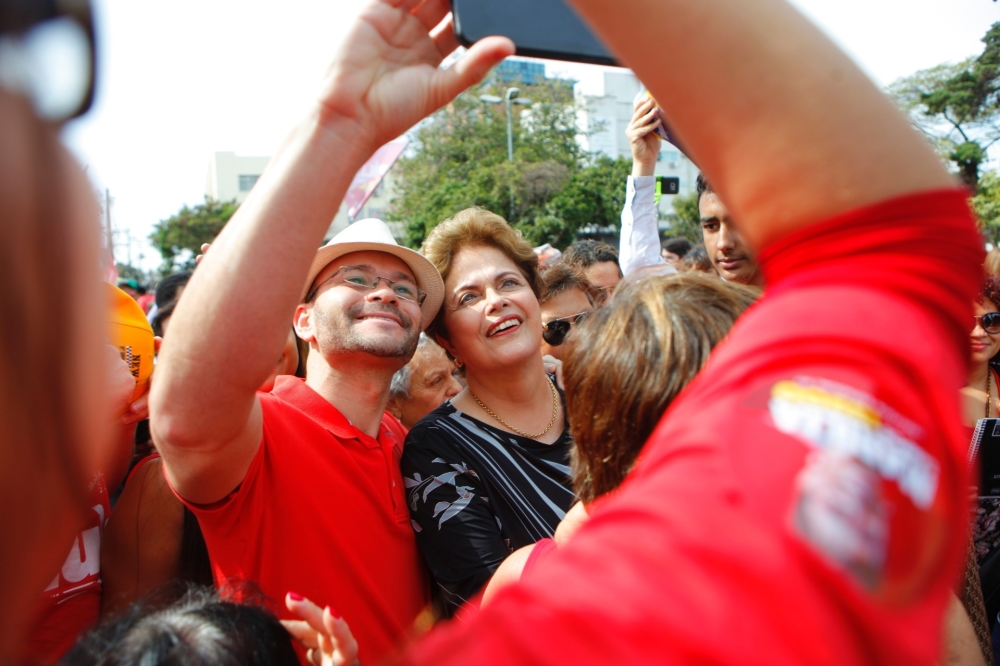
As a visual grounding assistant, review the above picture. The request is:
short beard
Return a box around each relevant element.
[314,301,419,360]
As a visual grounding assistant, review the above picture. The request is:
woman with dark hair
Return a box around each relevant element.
[962,277,1000,426]
[63,586,299,666]
[483,272,758,600]
[401,207,575,617]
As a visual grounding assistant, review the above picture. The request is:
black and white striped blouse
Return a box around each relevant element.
[400,399,574,616]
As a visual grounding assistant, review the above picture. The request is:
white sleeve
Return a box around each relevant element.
[619,176,671,277]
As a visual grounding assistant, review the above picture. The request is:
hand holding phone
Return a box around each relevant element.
[627,97,662,177]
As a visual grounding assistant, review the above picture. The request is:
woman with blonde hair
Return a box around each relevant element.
[400,207,574,617]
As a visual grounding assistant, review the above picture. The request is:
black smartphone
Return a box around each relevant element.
[451,0,618,67]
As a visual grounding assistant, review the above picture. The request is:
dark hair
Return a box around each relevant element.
[62,586,298,666]
[563,273,759,502]
[155,272,193,309]
[561,240,620,271]
[683,246,715,274]
[660,237,692,258]
[152,301,176,338]
[540,262,598,306]
[981,276,1000,309]
[695,172,713,208]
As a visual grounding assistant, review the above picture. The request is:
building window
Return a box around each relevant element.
[238,174,260,192]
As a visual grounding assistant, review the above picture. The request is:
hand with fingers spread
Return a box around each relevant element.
[283,593,360,666]
[627,97,661,178]
[317,0,514,154]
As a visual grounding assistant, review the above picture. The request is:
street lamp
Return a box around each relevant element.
[480,87,532,162]
[480,87,532,219]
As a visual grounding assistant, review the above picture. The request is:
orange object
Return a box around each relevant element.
[106,283,155,401]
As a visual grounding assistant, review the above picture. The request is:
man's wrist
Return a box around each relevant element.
[632,161,656,177]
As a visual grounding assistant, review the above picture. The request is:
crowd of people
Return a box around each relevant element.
[1,0,995,664]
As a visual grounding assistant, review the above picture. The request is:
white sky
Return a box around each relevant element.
[63,0,1000,271]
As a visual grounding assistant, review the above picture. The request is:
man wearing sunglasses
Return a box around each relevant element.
[539,263,597,360]
[148,2,516,662]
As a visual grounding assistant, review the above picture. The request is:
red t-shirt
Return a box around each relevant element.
[180,376,428,665]
[405,189,983,665]
[25,473,110,665]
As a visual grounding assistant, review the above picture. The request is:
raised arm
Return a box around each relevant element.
[150,0,513,504]
[569,0,954,250]
[619,98,667,277]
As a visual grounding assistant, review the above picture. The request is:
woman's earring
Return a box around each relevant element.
[454,358,464,369]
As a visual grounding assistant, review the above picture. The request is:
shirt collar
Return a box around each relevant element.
[270,375,372,440]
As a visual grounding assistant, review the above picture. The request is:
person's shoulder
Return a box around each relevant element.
[401,403,462,460]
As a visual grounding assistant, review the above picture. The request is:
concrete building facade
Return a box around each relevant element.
[205,151,271,205]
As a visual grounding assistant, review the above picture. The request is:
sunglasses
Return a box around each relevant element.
[542,311,589,347]
[0,0,96,122]
[975,312,1000,335]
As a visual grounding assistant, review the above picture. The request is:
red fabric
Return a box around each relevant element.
[521,538,557,581]
[179,376,428,665]
[24,474,110,665]
[404,189,983,665]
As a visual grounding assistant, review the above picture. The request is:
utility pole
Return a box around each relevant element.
[104,188,114,264]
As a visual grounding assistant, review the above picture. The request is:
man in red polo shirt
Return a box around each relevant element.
[148,2,515,662]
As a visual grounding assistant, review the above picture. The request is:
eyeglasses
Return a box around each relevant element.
[0,0,97,122]
[306,265,426,305]
[975,312,1000,335]
[542,311,589,346]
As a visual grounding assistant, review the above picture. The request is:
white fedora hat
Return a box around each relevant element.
[302,219,444,330]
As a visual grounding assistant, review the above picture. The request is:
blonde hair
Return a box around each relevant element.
[421,207,541,343]
[564,272,759,502]
[986,248,1000,278]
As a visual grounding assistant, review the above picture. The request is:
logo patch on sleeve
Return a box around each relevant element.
[769,377,938,510]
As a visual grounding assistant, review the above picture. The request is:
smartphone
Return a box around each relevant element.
[451,0,618,67]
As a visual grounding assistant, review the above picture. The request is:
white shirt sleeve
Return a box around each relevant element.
[619,176,673,277]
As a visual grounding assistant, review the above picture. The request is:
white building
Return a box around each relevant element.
[576,70,698,229]
[205,152,401,242]
[205,152,270,205]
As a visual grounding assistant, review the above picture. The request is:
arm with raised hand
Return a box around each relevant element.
[569,0,953,250]
[150,0,513,504]
[619,97,667,277]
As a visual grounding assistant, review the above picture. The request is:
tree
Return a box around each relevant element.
[150,198,238,272]
[388,78,627,248]
[668,191,702,244]
[888,23,1000,189]
[974,170,1000,246]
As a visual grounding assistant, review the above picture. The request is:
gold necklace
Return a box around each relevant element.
[468,376,559,439]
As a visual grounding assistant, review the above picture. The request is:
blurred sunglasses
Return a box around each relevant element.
[0,0,97,121]
[542,311,589,347]
[975,312,1000,335]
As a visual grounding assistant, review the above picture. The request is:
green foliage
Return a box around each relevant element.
[888,22,1000,189]
[974,170,1000,247]
[150,198,238,272]
[388,79,628,249]
[115,262,154,286]
[668,191,702,244]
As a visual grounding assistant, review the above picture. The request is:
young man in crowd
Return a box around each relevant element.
[659,236,691,269]
[148,5,515,663]
[620,98,763,287]
[562,240,625,303]
[395,0,981,663]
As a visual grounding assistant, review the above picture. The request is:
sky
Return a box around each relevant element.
[63,0,1000,272]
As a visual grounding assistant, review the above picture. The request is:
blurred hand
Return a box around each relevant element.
[121,337,162,425]
[541,354,564,391]
[283,593,360,666]
[315,0,514,153]
[195,243,211,266]
[627,97,661,177]
[106,344,136,420]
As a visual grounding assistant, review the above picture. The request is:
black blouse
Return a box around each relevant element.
[400,398,574,616]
